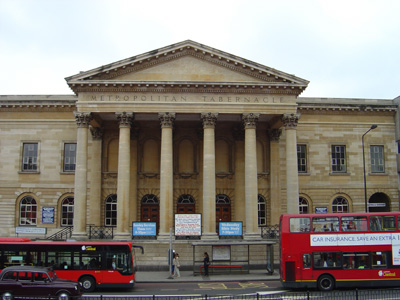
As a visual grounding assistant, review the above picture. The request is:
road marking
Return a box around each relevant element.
[238,282,269,289]
[197,283,228,290]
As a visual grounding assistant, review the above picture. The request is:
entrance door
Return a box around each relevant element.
[216,194,231,233]
[140,194,160,233]
[177,194,195,214]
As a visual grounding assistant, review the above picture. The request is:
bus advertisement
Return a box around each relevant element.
[0,238,143,292]
[280,212,400,291]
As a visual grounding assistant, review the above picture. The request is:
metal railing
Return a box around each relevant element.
[261,225,279,240]
[88,225,114,239]
[46,226,73,241]
[78,288,400,299]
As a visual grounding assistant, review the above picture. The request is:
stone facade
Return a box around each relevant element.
[0,41,398,268]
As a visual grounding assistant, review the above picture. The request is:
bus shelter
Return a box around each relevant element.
[191,241,275,275]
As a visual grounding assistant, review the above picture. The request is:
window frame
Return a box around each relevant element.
[19,196,37,226]
[61,197,74,227]
[370,145,385,173]
[258,194,267,226]
[297,144,307,173]
[21,142,39,173]
[331,145,347,173]
[63,142,77,173]
[105,194,117,227]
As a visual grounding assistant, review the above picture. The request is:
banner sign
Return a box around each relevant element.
[132,222,157,236]
[175,214,201,236]
[15,227,46,235]
[311,233,400,247]
[42,207,55,224]
[219,222,243,236]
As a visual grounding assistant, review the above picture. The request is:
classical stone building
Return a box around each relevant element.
[0,41,398,267]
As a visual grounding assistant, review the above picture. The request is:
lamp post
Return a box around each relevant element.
[362,124,378,212]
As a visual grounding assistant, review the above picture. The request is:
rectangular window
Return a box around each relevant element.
[370,215,396,231]
[331,145,346,173]
[22,143,38,171]
[297,145,307,173]
[289,217,311,232]
[312,217,340,232]
[370,145,384,173]
[341,216,368,232]
[313,252,342,269]
[63,143,77,172]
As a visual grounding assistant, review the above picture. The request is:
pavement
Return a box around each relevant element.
[135,269,280,283]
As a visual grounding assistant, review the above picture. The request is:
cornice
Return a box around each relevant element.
[298,103,397,113]
[67,81,305,95]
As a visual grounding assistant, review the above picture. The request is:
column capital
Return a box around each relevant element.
[74,112,92,128]
[116,112,134,128]
[90,126,104,140]
[201,112,218,128]
[242,113,260,129]
[282,113,300,129]
[268,128,282,142]
[158,112,176,128]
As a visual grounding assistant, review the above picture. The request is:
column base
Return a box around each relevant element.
[157,233,174,241]
[71,232,88,241]
[244,233,262,241]
[201,233,219,241]
[113,232,131,241]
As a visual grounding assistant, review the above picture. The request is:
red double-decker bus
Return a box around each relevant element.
[0,238,143,292]
[280,212,400,291]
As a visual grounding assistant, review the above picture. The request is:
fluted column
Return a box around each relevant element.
[115,112,134,240]
[72,112,92,239]
[88,126,103,226]
[201,112,218,239]
[243,113,260,239]
[282,113,300,214]
[158,112,175,238]
[269,129,282,225]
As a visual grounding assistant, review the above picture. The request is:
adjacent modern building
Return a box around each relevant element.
[1,41,399,267]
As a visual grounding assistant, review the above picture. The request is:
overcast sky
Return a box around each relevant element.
[1,0,399,99]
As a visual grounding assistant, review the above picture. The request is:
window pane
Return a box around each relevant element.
[331,145,346,173]
[370,145,384,173]
[313,252,342,268]
[297,145,307,173]
[312,217,339,232]
[22,143,38,171]
[64,143,77,172]
[290,217,311,232]
[341,216,367,232]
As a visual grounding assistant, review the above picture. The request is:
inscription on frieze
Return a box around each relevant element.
[81,93,287,104]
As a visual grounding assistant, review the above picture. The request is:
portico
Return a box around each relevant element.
[66,40,308,240]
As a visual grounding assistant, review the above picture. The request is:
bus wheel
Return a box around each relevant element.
[80,276,96,292]
[1,292,13,300]
[317,274,335,291]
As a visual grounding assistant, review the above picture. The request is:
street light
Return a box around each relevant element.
[362,124,378,212]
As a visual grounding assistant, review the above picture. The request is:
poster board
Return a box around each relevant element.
[175,214,201,236]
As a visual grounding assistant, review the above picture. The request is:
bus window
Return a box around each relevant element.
[372,251,387,268]
[370,216,396,231]
[341,216,367,232]
[289,217,310,232]
[313,252,341,268]
[344,253,369,269]
[312,217,339,232]
[303,254,311,268]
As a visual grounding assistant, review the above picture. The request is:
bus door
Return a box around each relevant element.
[299,253,312,281]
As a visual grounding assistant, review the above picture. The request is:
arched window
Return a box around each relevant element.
[105,194,117,227]
[299,197,309,214]
[177,194,195,214]
[61,197,74,227]
[141,194,159,205]
[332,196,349,213]
[20,196,37,226]
[216,194,230,205]
[141,194,160,230]
[258,194,267,226]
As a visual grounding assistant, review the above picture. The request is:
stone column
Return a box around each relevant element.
[72,112,92,239]
[243,113,260,239]
[158,112,175,238]
[88,126,103,226]
[282,113,300,214]
[201,112,218,239]
[115,112,134,240]
[269,129,282,225]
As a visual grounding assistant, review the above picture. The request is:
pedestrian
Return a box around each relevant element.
[203,252,210,276]
[173,253,181,278]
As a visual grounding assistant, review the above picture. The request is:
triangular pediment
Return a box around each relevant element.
[66,40,309,95]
